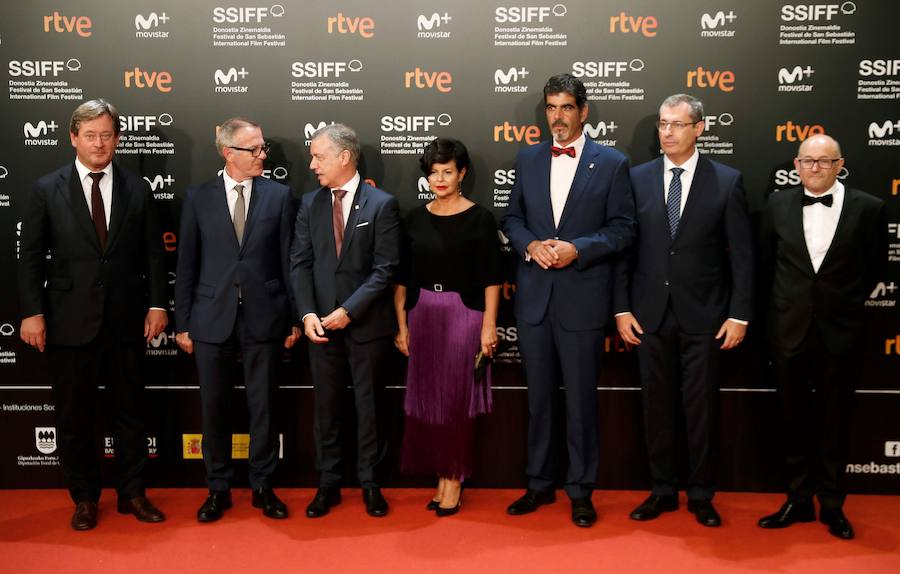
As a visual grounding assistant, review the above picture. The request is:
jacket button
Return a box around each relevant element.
[669,250,675,256]
[664,280,669,286]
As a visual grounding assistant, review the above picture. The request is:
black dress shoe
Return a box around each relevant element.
[820,508,855,540]
[426,499,440,511]
[436,487,463,517]
[118,495,165,523]
[571,497,597,528]
[506,489,556,515]
[687,499,721,527]
[630,494,678,521]
[252,487,288,519]
[197,492,232,523]
[71,501,98,531]
[363,487,389,517]
[306,487,341,518]
[758,500,816,528]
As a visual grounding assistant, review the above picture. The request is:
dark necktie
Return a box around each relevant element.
[802,194,833,207]
[551,146,576,158]
[332,189,348,257]
[88,172,107,249]
[667,167,684,239]
[233,184,246,245]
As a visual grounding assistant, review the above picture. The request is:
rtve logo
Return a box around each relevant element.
[404,68,452,93]
[215,67,248,85]
[119,113,174,132]
[417,12,451,30]
[886,334,900,355]
[584,121,618,138]
[327,12,375,38]
[701,11,737,29]
[686,67,735,92]
[780,2,856,21]
[893,179,900,196]
[493,122,541,145]
[868,120,900,139]
[8,59,81,77]
[23,120,59,138]
[779,66,815,84]
[859,60,900,77]
[495,4,567,23]
[775,121,824,142]
[494,169,516,186]
[572,59,644,78]
[291,60,362,79]
[135,12,169,30]
[381,114,452,132]
[143,174,175,191]
[609,12,657,37]
[213,5,285,24]
[124,67,173,92]
[43,12,92,37]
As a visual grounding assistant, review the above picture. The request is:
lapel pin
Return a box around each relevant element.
[589,163,595,169]
[355,204,360,210]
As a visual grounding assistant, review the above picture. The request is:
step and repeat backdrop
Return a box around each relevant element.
[1,0,898,492]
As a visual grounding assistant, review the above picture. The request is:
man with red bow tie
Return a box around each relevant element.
[502,73,636,527]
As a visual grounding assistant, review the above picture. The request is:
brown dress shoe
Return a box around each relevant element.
[71,501,98,531]
[117,495,166,522]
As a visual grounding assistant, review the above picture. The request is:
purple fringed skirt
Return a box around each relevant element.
[400,289,492,480]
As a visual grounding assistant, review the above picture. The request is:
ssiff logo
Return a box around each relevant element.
[124,67,173,93]
[381,114,452,132]
[36,427,57,454]
[119,113,174,132]
[780,3,856,21]
[686,67,734,92]
[327,13,374,38]
[213,5,285,24]
[417,12,451,38]
[8,59,81,77]
[43,12,92,37]
[609,11,657,37]
[859,60,900,77]
[404,68,452,93]
[572,59,645,78]
[495,5,567,23]
[700,11,737,37]
[291,60,362,79]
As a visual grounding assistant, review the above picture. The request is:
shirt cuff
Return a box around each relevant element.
[727,318,749,325]
[149,307,166,311]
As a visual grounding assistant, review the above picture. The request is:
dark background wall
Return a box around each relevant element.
[1,0,898,493]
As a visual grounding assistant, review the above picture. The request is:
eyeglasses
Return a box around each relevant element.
[229,142,271,158]
[796,157,841,169]
[656,120,699,131]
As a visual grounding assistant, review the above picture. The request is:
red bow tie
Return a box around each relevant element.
[551,146,576,158]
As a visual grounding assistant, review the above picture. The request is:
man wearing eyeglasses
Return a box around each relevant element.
[175,117,300,522]
[757,134,885,540]
[613,94,754,527]
[18,99,168,530]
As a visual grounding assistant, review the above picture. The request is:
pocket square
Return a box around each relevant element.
[355,221,370,228]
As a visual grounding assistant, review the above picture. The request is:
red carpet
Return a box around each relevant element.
[1,489,898,573]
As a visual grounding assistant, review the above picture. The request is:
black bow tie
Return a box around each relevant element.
[802,194,833,207]
[551,146,576,158]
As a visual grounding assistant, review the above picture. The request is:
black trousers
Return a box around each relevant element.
[636,305,720,501]
[194,306,281,492]
[517,301,604,500]
[772,327,856,510]
[307,330,390,488]
[48,324,148,504]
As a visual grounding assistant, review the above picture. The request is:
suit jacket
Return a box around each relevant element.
[290,181,400,342]
[762,186,886,356]
[18,161,166,346]
[612,155,754,333]
[501,138,636,330]
[175,175,296,344]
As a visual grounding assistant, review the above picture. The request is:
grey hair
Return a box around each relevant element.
[660,94,704,123]
[311,123,360,165]
[70,98,120,135]
[216,117,260,156]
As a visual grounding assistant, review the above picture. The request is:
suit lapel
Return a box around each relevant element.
[239,176,265,250]
[555,140,596,234]
[673,156,710,242]
[788,188,816,276]
[338,182,368,265]
[215,176,241,251]
[105,164,132,253]
[62,164,102,253]
[818,187,857,272]
[533,142,555,233]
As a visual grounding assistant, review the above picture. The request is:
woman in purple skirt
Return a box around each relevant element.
[393,138,502,516]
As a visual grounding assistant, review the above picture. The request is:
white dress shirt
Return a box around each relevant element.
[223,170,253,221]
[74,158,113,228]
[663,148,700,216]
[803,180,844,273]
[550,133,586,228]
[332,170,361,226]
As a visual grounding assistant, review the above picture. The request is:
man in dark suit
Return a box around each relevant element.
[757,134,885,540]
[175,117,299,522]
[501,74,636,527]
[290,123,400,518]
[614,94,754,527]
[18,99,168,530]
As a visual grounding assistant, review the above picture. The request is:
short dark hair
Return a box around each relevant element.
[70,98,120,135]
[419,137,470,175]
[543,73,587,109]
